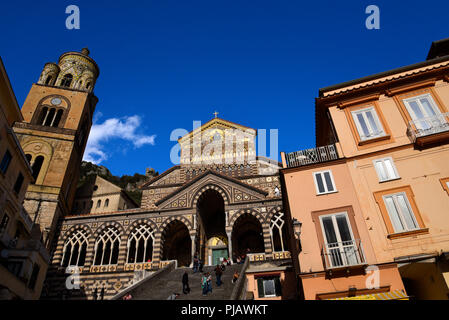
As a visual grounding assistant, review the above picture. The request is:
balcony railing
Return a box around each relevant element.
[285,144,339,168]
[322,239,366,270]
[407,112,449,143]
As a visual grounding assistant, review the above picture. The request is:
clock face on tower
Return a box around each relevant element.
[51,98,62,105]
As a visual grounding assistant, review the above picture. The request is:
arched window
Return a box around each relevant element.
[86,82,91,90]
[25,154,32,164]
[31,156,44,182]
[104,199,109,208]
[52,109,63,127]
[270,212,288,252]
[94,226,120,265]
[78,117,89,147]
[44,108,56,126]
[45,76,52,85]
[96,200,101,208]
[60,74,73,87]
[127,224,155,263]
[61,230,88,267]
[38,107,48,125]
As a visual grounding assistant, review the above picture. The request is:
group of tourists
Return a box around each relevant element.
[179,254,239,298]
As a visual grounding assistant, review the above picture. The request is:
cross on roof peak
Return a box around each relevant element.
[213,111,219,118]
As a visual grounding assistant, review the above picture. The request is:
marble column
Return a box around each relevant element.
[226,232,233,262]
[190,235,196,267]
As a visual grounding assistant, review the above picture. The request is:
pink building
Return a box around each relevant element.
[281,38,449,300]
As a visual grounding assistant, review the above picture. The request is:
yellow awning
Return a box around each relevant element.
[328,290,409,300]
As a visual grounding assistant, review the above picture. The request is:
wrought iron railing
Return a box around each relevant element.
[407,112,449,143]
[285,144,339,168]
[322,239,366,269]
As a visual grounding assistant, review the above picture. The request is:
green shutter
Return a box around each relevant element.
[257,278,265,298]
[274,277,282,297]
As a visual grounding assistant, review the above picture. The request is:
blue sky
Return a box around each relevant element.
[1,0,448,176]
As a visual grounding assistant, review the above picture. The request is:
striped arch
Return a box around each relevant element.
[125,219,159,237]
[93,221,125,239]
[55,224,92,267]
[158,215,194,234]
[191,184,230,208]
[229,208,265,228]
[266,206,284,224]
[61,224,93,242]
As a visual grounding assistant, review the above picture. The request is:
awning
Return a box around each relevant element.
[328,290,409,300]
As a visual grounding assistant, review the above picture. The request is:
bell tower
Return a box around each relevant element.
[13,48,100,249]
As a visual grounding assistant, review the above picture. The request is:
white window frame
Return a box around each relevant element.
[403,93,441,121]
[313,170,337,195]
[373,157,400,182]
[319,212,362,268]
[351,106,386,141]
[319,212,356,246]
[382,192,419,233]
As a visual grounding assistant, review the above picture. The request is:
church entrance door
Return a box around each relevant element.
[196,189,228,266]
[212,248,228,266]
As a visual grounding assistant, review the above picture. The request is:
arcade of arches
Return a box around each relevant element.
[45,118,295,300]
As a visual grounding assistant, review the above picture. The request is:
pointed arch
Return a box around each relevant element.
[158,215,193,233]
[126,223,155,264]
[93,226,121,266]
[229,208,265,228]
[191,183,230,208]
[61,229,89,267]
[160,219,191,267]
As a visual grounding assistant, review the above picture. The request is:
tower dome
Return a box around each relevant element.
[39,48,100,92]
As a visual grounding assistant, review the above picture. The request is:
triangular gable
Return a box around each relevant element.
[178,117,256,144]
[155,170,268,210]
[139,165,180,189]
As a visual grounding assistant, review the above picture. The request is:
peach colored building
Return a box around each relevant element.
[281,38,449,300]
[280,152,406,299]
[0,57,49,299]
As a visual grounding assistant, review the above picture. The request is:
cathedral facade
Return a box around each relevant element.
[19,50,296,300]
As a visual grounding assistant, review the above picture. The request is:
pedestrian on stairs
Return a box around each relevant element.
[193,255,199,273]
[215,265,223,286]
[199,259,204,273]
[182,271,190,294]
[207,272,213,293]
[201,273,208,296]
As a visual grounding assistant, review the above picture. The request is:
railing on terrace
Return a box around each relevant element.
[407,112,449,143]
[322,239,366,270]
[285,144,339,168]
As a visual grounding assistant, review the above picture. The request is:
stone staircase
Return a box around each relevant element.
[119,264,244,300]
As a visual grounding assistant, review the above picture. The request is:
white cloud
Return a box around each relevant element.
[83,115,156,164]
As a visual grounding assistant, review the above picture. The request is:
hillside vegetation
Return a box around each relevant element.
[78,161,159,205]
